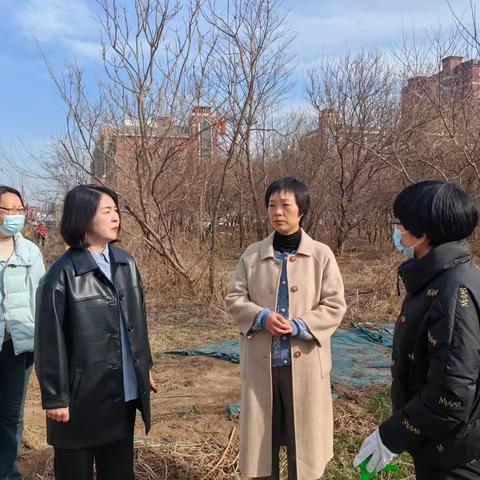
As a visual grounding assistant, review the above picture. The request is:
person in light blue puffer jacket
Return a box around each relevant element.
[0,185,45,480]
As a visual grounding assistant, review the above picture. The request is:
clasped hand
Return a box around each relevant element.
[265,312,293,336]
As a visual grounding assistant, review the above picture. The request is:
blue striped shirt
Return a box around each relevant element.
[89,245,139,402]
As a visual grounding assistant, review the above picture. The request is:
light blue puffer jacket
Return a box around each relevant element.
[0,234,45,354]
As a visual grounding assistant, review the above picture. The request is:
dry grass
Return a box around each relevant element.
[147,299,237,356]
[338,247,403,326]
[27,389,416,480]
[324,387,415,479]
[30,430,242,480]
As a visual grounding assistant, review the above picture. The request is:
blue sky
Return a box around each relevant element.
[0,0,466,194]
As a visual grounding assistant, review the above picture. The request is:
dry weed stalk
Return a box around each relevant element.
[31,430,241,480]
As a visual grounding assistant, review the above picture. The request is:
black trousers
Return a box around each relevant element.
[0,340,33,480]
[256,366,297,480]
[414,459,480,480]
[53,401,137,480]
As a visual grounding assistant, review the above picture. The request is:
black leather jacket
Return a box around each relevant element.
[34,245,152,449]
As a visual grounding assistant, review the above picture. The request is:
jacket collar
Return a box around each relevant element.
[109,244,130,265]
[398,240,472,294]
[70,243,129,276]
[260,228,314,260]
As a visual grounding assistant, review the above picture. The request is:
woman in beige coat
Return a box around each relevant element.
[226,177,346,480]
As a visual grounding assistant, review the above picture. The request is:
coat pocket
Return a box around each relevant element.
[70,369,83,406]
[239,336,248,379]
[318,342,332,379]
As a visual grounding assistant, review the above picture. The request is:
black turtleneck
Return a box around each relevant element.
[273,229,301,253]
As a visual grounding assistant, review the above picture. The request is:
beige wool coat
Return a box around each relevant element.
[225,230,346,480]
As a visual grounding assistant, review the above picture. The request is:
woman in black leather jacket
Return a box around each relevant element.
[35,184,155,480]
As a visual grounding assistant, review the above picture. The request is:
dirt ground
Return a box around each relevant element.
[16,246,413,479]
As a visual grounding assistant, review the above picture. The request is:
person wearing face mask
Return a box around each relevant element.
[226,177,346,480]
[0,186,45,480]
[354,181,480,480]
[34,185,155,480]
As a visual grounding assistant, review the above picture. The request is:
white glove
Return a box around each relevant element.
[353,428,397,473]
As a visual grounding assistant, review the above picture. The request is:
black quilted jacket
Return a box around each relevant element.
[380,241,480,467]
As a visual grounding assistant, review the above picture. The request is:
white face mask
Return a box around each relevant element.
[0,215,25,236]
[392,226,422,259]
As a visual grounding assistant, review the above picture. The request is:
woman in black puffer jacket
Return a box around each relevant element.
[355,181,480,480]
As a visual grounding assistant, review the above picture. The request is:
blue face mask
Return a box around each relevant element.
[392,225,416,259]
[0,215,25,237]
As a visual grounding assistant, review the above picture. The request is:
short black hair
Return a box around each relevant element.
[264,177,310,219]
[393,180,478,246]
[0,186,25,207]
[61,184,120,249]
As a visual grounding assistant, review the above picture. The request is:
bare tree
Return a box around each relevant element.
[42,0,221,289]
[306,51,396,253]
[390,18,480,195]
[38,0,295,298]
[201,0,295,292]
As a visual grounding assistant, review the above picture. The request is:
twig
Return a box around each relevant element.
[200,426,236,480]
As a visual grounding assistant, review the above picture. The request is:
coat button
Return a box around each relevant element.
[291,286,298,293]
[289,256,296,262]
[293,351,301,358]
[119,294,125,301]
